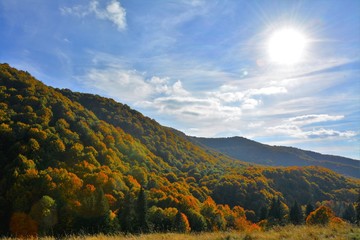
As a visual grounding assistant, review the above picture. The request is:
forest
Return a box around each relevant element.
[0,63,359,238]
[191,136,360,178]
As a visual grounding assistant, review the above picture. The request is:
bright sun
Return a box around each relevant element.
[268,28,307,65]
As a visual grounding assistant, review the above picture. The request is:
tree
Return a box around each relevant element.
[342,203,356,223]
[119,193,136,233]
[135,187,149,233]
[305,203,314,217]
[185,209,207,232]
[29,195,58,234]
[175,211,191,233]
[268,197,288,225]
[289,201,303,225]
[259,206,268,221]
[74,186,110,234]
[306,206,334,225]
[201,196,219,231]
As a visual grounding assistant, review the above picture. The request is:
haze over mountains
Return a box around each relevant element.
[190,137,360,178]
[0,63,358,235]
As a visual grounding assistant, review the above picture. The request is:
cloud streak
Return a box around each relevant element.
[60,0,126,31]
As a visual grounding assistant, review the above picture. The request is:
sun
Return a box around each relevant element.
[267,28,307,65]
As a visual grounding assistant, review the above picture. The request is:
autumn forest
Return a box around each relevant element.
[0,63,359,238]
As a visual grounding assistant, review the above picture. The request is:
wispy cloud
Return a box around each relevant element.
[288,114,344,126]
[267,114,357,139]
[267,124,356,139]
[77,51,359,146]
[60,0,126,31]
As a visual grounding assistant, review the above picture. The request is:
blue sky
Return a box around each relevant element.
[1,0,359,159]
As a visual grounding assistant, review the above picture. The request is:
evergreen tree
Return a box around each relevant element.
[136,187,149,233]
[119,193,136,233]
[289,201,303,225]
[259,206,268,221]
[342,203,356,223]
[268,197,287,225]
[305,203,314,217]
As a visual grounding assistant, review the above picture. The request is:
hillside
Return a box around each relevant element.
[191,137,360,178]
[0,63,359,237]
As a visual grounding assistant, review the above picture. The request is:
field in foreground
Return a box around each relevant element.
[2,224,360,240]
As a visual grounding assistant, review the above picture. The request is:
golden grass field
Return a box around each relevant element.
[2,224,360,240]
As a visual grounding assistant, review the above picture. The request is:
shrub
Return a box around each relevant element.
[306,206,334,225]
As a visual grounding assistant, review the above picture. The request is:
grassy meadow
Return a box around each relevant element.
[2,224,359,240]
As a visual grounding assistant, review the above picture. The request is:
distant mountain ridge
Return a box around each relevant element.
[190,136,360,178]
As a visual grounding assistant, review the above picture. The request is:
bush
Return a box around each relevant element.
[306,206,334,225]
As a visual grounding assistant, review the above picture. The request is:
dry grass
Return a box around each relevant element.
[2,224,360,240]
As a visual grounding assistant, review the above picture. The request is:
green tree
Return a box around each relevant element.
[29,195,58,235]
[289,201,303,225]
[305,203,314,217]
[259,206,268,221]
[268,197,287,225]
[135,187,149,233]
[174,211,191,233]
[119,193,136,233]
[342,203,356,223]
[184,209,207,232]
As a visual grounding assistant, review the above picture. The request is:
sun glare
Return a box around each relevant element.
[268,28,307,65]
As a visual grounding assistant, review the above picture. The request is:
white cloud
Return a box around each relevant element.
[267,124,304,138]
[288,114,344,126]
[248,121,265,128]
[267,114,357,139]
[209,85,287,104]
[61,0,126,31]
[83,67,151,102]
[242,98,261,110]
[267,124,357,139]
[306,128,356,138]
[248,86,287,96]
[79,63,190,104]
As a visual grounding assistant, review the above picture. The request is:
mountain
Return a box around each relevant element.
[190,137,360,178]
[0,63,359,236]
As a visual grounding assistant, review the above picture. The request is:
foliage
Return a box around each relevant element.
[306,206,334,225]
[9,212,38,238]
[0,63,359,236]
[29,195,58,234]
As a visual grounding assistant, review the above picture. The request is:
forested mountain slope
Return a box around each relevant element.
[0,63,359,236]
[191,137,360,178]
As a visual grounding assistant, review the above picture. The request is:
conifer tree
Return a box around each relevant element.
[259,206,268,221]
[268,197,288,225]
[289,201,303,225]
[119,193,136,233]
[342,203,356,223]
[305,203,314,217]
[136,187,149,233]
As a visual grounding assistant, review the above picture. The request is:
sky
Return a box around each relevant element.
[1,0,359,159]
